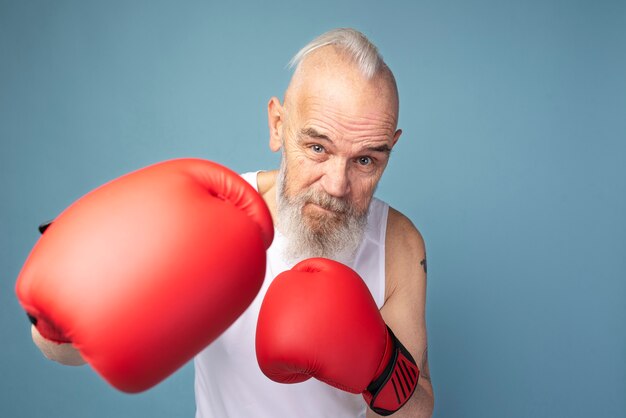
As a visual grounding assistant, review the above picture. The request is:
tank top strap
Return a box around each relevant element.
[353,197,388,308]
[240,171,261,191]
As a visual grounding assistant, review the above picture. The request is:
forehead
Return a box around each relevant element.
[288,47,399,133]
[295,97,397,145]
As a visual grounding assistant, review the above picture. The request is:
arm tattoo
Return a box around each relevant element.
[420,258,427,274]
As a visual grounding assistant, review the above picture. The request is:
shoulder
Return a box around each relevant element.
[384,207,427,301]
[256,170,278,194]
[386,207,426,264]
[255,170,279,222]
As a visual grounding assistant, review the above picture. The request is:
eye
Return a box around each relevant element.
[310,144,325,154]
[357,156,372,166]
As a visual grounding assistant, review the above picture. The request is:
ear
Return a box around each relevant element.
[268,97,285,152]
[392,129,402,147]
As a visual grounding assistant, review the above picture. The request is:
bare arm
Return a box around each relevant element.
[31,325,86,366]
[367,208,434,417]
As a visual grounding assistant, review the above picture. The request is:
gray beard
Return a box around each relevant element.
[275,158,369,265]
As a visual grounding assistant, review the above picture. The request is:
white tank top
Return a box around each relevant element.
[194,171,389,418]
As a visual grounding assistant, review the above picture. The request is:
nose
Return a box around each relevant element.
[320,158,350,198]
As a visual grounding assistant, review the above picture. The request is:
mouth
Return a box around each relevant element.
[306,202,332,212]
[305,202,343,216]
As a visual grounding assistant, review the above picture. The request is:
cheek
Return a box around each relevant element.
[350,175,380,210]
[284,154,318,194]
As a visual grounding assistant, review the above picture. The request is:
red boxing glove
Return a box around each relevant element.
[16,158,273,393]
[256,258,419,416]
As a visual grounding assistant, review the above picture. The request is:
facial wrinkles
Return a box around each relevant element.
[280,148,366,218]
[282,100,391,215]
[281,66,396,218]
[303,108,390,204]
[302,100,397,146]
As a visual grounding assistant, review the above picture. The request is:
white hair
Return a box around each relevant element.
[288,28,387,79]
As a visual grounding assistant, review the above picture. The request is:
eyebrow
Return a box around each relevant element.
[301,128,331,142]
[300,127,392,155]
[366,144,392,154]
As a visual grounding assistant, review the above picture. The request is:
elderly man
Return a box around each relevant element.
[28,28,434,417]
[195,28,434,417]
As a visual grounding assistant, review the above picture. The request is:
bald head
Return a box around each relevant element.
[284,29,399,127]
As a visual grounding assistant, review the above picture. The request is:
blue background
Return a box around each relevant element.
[2,1,624,417]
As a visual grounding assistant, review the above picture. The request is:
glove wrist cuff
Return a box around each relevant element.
[362,326,420,416]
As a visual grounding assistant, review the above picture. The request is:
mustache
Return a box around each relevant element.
[301,189,352,215]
